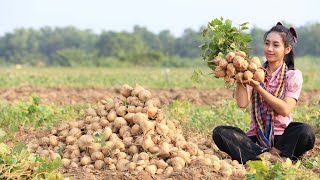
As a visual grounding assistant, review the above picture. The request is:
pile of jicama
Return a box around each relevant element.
[26,84,246,178]
[210,51,265,86]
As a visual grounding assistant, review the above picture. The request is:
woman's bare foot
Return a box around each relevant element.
[258,152,286,163]
[270,147,281,155]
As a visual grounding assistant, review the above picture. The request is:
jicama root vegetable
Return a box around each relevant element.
[236,50,247,58]
[208,56,224,65]
[218,58,228,69]
[225,52,236,62]
[24,83,247,178]
[120,84,133,98]
[232,55,245,70]
[235,72,244,83]
[243,70,253,81]
[253,69,265,82]
[214,66,226,78]
[211,51,265,87]
[250,56,262,69]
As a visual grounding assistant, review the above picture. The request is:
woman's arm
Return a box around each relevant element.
[246,80,297,116]
[235,82,250,108]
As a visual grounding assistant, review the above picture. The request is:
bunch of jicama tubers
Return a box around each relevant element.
[26,83,246,178]
[210,51,265,86]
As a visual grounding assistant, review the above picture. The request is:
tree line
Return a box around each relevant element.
[0,23,319,67]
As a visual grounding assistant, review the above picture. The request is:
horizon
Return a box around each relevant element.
[1,0,319,37]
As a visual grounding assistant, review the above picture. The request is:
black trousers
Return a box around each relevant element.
[212,122,315,164]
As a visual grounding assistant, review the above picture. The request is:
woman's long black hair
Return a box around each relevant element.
[264,22,298,70]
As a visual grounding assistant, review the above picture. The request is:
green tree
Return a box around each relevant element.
[249,27,265,56]
[133,25,161,51]
[175,28,201,58]
[53,48,98,66]
[296,23,320,56]
[96,31,148,59]
[158,30,176,56]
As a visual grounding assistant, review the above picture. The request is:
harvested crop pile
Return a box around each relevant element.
[25,83,246,179]
[199,17,265,87]
[210,51,265,86]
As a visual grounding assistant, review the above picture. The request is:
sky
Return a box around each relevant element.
[1,0,319,37]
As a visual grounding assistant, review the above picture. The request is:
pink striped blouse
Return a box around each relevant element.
[246,65,303,136]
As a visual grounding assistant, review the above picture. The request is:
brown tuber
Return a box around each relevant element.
[243,70,253,81]
[235,72,244,83]
[253,69,265,82]
[218,58,228,69]
[239,60,248,72]
[138,89,152,102]
[232,56,245,70]
[248,62,258,72]
[225,52,236,62]
[120,84,133,98]
[210,56,223,65]
[131,83,144,97]
[213,66,226,78]
[236,50,246,58]
[250,57,262,68]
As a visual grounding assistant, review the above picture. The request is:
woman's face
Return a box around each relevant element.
[264,32,291,63]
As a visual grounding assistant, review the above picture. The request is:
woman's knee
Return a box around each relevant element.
[212,126,227,136]
[296,123,316,150]
[212,125,229,139]
[300,123,315,138]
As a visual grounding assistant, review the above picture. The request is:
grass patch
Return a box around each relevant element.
[246,158,319,179]
[0,142,65,179]
[0,56,319,90]
[0,67,224,89]
[0,94,87,132]
[165,100,320,134]
[164,100,251,134]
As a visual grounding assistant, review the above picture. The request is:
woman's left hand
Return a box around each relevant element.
[243,79,261,89]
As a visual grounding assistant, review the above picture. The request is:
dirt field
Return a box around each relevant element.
[1,85,319,106]
[2,86,320,179]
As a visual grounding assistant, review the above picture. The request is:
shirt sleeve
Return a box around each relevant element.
[285,70,303,101]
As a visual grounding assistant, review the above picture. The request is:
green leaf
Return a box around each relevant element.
[231,27,238,32]
[28,154,37,162]
[230,43,236,49]
[293,160,300,169]
[9,123,19,132]
[270,162,282,172]
[0,128,7,140]
[47,173,63,180]
[0,143,10,154]
[209,42,215,49]
[217,52,224,57]
[199,43,207,50]
[48,157,62,172]
[201,29,208,37]
[13,143,27,154]
[31,94,41,104]
[243,34,252,42]
[241,26,249,31]
[225,19,232,29]
[211,18,222,26]
[240,22,249,27]
[247,160,269,174]
[218,38,225,45]
[191,69,204,83]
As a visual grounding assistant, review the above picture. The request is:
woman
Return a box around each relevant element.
[212,22,315,164]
